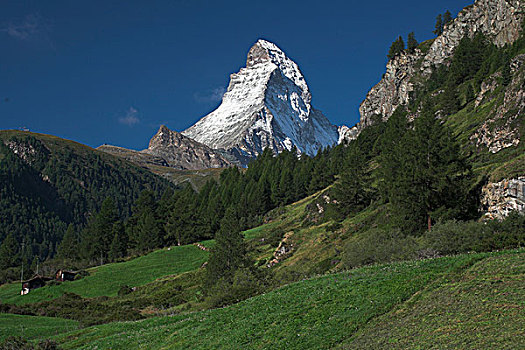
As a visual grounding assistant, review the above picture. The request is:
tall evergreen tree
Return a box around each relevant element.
[443,10,453,26]
[387,105,472,232]
[205,207,251,288]
[333,146,371,216]
[127,190,164,252]
[442,77,460,115]
[57,224,79,261]
[81,197,118,263]
[387,36,405,60]
[0,233,18,270]
[376,108,410,201]
[407,32,418,53]
[109,221,128,261]
[165,185,196,246]
[502,53,512,86]
[434,14,443,36]
[465,83,475,105]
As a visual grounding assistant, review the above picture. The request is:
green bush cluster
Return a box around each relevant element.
[0,336,58,350]
[342,228,419,269]
[425,212,525,255]
[342,213,524,269]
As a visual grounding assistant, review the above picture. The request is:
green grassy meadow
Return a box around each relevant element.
[50,250,524,349]
[344,251,525,349]
[0,314,79,342]
[0,244,209,305]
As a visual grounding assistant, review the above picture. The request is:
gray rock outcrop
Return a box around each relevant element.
[481,177,525,219]
[358,0,525,129]
[98,125,232,170]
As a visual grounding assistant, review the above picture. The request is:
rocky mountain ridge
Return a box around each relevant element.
[358,0,525,130]
[98,125,232,171]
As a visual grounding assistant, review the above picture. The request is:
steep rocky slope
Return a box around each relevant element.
[359,0,525,129]
[183,39,339,164]
[98,125,232,171]
[351,0,525,218]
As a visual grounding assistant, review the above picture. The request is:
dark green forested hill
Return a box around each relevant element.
[0,130,174,275]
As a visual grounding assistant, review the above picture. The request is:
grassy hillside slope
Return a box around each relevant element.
[344,251,525,349]
[0,243,209,305]
[53,250,523,349]
[0,314,79,342]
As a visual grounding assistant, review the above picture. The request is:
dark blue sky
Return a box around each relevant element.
[1,0,472,150]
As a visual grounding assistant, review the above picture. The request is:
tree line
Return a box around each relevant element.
[53,145,346,265]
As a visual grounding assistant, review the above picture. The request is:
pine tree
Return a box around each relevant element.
[57,224,79,261]
[0,233,18,270]
[502,54,512,86]
[109,221,128,261]
[205,207,251,288]
[407,32,418,53]
[442,77,460,115]
[465,83,475,105]
[135,209,161,253]
[333,146,371,216]
[81,197,119,263]
[165,185,197,246]
[387,36,406,60]
[434,14,443,36]
[443,10,453,27]
[376,108,410,201]
[387,105,472,233]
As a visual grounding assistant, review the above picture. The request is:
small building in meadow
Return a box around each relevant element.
[20,275,52,295]
[55,269,77,282]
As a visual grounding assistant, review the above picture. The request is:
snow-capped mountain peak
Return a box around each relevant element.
[182,39,338,165]
[246,39,311,105]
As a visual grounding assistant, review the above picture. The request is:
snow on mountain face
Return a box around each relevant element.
[182,39,339,164]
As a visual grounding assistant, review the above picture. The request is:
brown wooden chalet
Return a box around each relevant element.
[55,269,77,282]
[20,275,52,295]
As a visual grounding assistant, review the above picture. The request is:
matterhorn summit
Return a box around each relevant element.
[183,39,339,164]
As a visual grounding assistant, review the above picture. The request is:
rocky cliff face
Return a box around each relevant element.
[481,177,525,219]
[471,54,525,152]
[359,0,525,128]
[337,125,360,144]
[182,39,339,165]
[143,125,232,170]
[422,0,524,74]
[359,50,424,127]
[98,125,232,171]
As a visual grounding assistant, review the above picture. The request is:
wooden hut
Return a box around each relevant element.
[20,275,52,295]
[55,269,77,282]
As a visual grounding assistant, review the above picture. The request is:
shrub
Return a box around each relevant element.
[424,220,491,255]
[423,212,525,255]
[206,268,264,308]
[117,285,133,296]
[342,228,419,269]
[0,337,59,350]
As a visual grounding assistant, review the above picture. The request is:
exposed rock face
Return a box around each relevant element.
[471,54,525,153]
[474,72,500,108]
[98,125,232,170]
[338,125,360,144]
[97,144,170,167]
[267,231,294,267]
[183,39,339,165]
[481,177,525,219]
[359,0,525,128]
[143,125,232,170]
[3,139,40,164]
[359,49,424,128]
[422,0,524,74]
